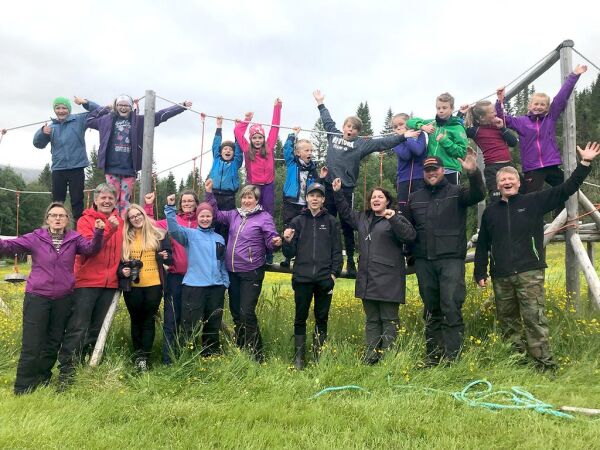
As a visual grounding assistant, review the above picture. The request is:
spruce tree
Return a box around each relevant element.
[85,147,106,189]
[356,102,373,137]
[37,164,52,191]
[381,107,394,135]
[311,118,328,163]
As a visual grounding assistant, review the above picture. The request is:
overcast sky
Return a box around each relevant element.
[1,0,599,186]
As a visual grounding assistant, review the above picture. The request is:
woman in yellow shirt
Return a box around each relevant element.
[118,204,172,371]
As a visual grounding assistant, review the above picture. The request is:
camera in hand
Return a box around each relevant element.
[124,259,143,283]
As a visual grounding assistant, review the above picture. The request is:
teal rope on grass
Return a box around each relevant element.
[311,385,371,399]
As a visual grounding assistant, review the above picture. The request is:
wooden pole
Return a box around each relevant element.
[578,191,600,229]
[504,45,562,102]
[570,234,600,309]
[89,290,122,367]
[543,208,567,246]
[587,241,595,306]
[139,90,156,204]
[559,41,580,308]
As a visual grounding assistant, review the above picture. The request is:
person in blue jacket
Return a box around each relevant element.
[207,116,243,242]
[165,195,229,357]
[33,96,100,220]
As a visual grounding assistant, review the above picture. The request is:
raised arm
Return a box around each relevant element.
[332,178,359,229]
[165,201,189,247]
[234,112,252,153]
[458,148,486,206]
[155,101,190,126]
[76,223,105,256]
[283,132,297,165]
[33,124,51,149]
[212,120,223,158]
[385,211,416,244]
[86,106,112,130]
[360,130,421,158]
[0,233,33,255]
[204,179,233,225]
[549,67,586,120]
[266,98,282,151]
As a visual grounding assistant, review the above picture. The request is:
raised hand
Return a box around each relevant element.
[319,166,328,179]
[272,236,282,247]
[382,209,396,219]
[332,178,342,192]
[182,100,193,108]
[42,122,51,135]
[459,104,471,115]
[94,219,106,230]
[73,96,87,106]
[283,228,295,242]
[458,147,478,173]
[477,278,487,288]
[577,141,600,162]
[158,250,168,260]
[107,215,119,229]
[144,192,155,205]
[166,194,176,206]
[573,64,588,75]
[274,97,283,106]
[421,123,435,134]
[492,117,505,129]
[205,178,213,193]
[244,112,254,122]
[313,90,325,105]
[216,116,223,128]
[404,130,421,139]
[292,126,301,135]
[496,86,506,103]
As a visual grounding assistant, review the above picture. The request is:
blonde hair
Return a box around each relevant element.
[436,92,455,108]
[465,101,493,127]
[529,93,550,107]
[343,116,363,132]
[392,113,410,122]
[122,204,165,261]
[496,166,520,182]
[294,139,313,156]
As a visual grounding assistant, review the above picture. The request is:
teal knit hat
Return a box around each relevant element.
[53,97,72,113]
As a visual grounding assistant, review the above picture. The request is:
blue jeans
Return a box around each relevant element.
[162,273,184,364]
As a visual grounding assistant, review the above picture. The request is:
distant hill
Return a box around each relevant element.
[0,165,42,183]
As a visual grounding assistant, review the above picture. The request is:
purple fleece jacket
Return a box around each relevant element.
[394,132,427,183]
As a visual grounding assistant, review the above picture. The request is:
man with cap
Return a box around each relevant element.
[405,149,485,366]
[474,141,600,370]
[283,182,343,369]
[33,96,101,220]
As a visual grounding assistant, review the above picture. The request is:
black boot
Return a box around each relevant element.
[312,329,327,361]
[346,257,357,279]
[294,335,306,370]
[280,257,291,268]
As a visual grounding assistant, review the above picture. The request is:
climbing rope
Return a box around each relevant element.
[198,115,206,195]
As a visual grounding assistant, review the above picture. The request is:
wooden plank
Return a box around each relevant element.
[571,234,600,309]
[89,290,122,367]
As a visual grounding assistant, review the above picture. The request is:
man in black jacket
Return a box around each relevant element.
[405,149,485,366]
[474,141,599,370]
[283,183,343,369]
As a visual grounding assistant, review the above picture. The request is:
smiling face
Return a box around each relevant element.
[497,170,521,200]
[116,101,132,118]
[306,191,325,213]
[127,207,145,229]
[240,192,258,210]
[481,105,497,124]
[392,117,407,134]
[436,100,453,120]
[296,141,313,163]
[46,206,69,233]
[95,191,116,216]
[370,189,389,215]
[423,166,445,186]
[251,134,265,149]
[221,145,234,161]
[197,210,213,229]
[528,94,549,115]
[54,105,70,121]
[180,194,197,214]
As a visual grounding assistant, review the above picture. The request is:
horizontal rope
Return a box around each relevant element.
[0,186,94,195]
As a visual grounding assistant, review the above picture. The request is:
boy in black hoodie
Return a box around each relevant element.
[283,183,343,369]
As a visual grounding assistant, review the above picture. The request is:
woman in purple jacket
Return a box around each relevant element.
[205,179,282,362]
[0,203,104,394]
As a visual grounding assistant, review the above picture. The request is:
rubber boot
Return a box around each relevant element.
[346,257,357,279]
[312,329,327,361]
[294,335,306,370]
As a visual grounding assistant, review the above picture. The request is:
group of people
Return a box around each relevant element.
[1,62,598,395]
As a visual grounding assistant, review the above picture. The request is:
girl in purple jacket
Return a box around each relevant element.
[496,64,587,193]
[0,203,104,394]
[205,179,282,362]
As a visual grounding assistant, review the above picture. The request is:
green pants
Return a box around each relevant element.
[492,269,555,367]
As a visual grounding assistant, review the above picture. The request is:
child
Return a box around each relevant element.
[313,90,418,276]
[165,196,229,357]
[391,113,427,212]
[282,183,343,369]
[458,101,519,202]
[234,98,282,216]
[208,116,243,243]
[407,92,468,185]
[280,127,322,268]
[33,96,100,221]
[86,95,192,215]
[496,64,587,193]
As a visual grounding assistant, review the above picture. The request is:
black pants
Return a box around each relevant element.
[483,162,516,203]
[123,285,163,359]
[228,268,265,355]
[414,258,466,361]
[213,191,236,243]
[292,278,334,335]
[282,201,304,229]
[524,165,564,192]
[325,183,355,258]
[162,273,183,364]
[15,293,73,394]
[362,299,400,355]
[397,178,425,213]
[58,287,116,377]
[181,285,225,355]
[52,167,85,221]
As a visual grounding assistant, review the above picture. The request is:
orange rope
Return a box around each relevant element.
[152,174,158,218]
[379,152,384,185]
[192,157,197,192]
[544,203,600,235]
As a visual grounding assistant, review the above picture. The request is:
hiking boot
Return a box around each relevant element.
[346,258,357,278]
[135,357,149,373]
[294,335,306,370]
[280,258,291,268]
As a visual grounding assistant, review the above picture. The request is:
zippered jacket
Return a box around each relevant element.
[205,192,279,272]
[208,128,243,193]
[0,228,103,299]
[474,163,590,280]
[394,132,427,183]
[282,133,319,202]
[75,207,123,288]
[282,208,342,282]
[495,73,581,172]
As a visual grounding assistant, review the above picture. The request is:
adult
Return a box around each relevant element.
[333,179,416,364]
[474,141,600,370]
[118,204,172,371]
[144,190,200,364]
[33,96,100,221]
[0,203,104,394]
[86,95,192,214]
[205,179,282,362]
[58,183,123,385]
[404,150,485,366]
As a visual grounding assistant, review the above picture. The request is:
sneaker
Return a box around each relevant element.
[135,357,149,372]
[279,259,290,268]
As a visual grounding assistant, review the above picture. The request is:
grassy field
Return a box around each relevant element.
[0,245,600,449]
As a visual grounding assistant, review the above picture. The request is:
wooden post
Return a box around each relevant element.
[543,208,567,246]
[559,40,580,308]
[90,290,122,367]
[570,234,600,309]
[139,90,156,204]
[504,46,561,102]
[578,191,600,230]
[587,241,596,308]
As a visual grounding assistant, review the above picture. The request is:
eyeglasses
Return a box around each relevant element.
[128,213,144,221]
[47,213,68,219]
